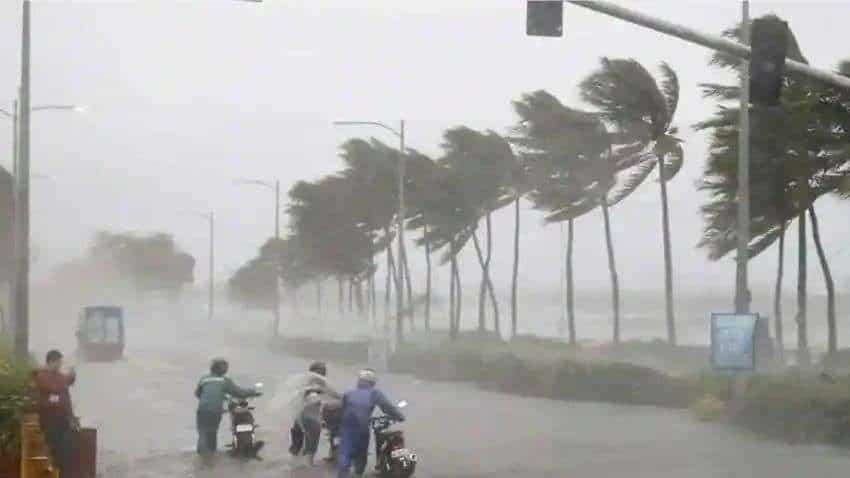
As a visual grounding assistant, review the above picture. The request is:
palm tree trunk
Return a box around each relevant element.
[601,202,621,345]
[355,280,365,317]
[401,243,415,330]
[485,212,500,337]
[348,279,355,314]
[316,279,323,319]
[658,158,676,346]
[473,231,488,332]
[567,219,576,346]
[774,224,786,365]
[424,221,432,331]
[511,197,520,339]
[809,206,836,359]
[337,277,344,317]
[796,211,810,366]
[449,253,457,339]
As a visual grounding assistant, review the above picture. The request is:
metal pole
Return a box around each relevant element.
[395,120,406,347]
[735,1,751,314]
[273,180,281,336]
[567,1,850,92]
[14,0,31,361]
[12,99,18,180]
[209,212,214,321]
[9,99,17,347]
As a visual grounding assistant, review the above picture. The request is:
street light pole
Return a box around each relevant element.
[14,0,31,362]
[396,121,406,348]
[332,120,408,347]
[735,0,751,314]
[209,211,215,321]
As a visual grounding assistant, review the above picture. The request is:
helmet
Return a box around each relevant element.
[358,368,377,385]
[309,361,327,376]
[210,358,229,376]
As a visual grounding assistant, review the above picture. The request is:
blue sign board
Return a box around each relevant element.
[710,313,758,371]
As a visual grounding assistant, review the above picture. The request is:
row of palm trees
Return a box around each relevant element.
[229,16,850,359]
[231,55,688,346]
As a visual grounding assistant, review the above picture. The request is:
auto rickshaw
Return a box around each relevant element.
[76,306,125,362]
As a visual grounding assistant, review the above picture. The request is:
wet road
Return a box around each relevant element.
[69,313,850,478]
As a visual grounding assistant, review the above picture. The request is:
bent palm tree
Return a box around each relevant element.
[579,58,684,345]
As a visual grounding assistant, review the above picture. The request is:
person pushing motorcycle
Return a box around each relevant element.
[337,369,405,478]
[289,361,341,466]
[194,358,261,456]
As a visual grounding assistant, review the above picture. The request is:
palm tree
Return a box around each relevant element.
[439,127,514,335]
[405,149,441,332]
[579,58,684,345]
[511,90,618,344]
[416,162,478,338]
[696,16,850,363]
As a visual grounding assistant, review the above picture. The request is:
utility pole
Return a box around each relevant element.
[14,0,31,362]
[735,0,751,314]
[396,120,406,348]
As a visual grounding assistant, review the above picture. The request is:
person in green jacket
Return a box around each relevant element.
[194,358,260,456]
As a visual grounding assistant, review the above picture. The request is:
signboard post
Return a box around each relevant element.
[710,312,758,404]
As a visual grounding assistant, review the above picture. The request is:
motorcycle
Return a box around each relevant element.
[226,383,265,459]
[371,400,417,478]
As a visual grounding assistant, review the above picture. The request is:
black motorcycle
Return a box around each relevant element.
[226,383,265,459]
[371,400,417,478]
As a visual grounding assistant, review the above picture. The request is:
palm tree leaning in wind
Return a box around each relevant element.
[511,90,618,344]
[579,58,685,345]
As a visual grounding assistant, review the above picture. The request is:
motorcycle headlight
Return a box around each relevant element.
[408,453,418,463]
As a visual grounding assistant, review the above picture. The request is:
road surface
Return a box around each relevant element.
[62,313,850,478]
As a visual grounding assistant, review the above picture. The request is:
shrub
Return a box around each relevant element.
[0,342,32,459]
[691,394,727,422]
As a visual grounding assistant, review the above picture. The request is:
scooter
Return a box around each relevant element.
[226,383,265,459]
[371,400,417,478]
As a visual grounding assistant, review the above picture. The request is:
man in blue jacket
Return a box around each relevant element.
[194,358,260,456]
[337,369,405,478]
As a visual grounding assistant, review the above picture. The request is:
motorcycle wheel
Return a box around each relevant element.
[235,432,254,456]
[382,458,415,478]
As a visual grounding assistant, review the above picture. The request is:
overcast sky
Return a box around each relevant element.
[1,0,849,301]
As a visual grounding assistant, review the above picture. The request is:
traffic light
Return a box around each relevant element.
[527,1,563,37]
[749,16,789,106]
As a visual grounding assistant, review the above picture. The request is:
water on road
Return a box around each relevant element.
[66,314,850,478]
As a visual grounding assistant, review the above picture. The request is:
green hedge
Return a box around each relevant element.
[732,374,850,445]
[390,342,850,447]
[268,336,369,364]
[390,344,697,408]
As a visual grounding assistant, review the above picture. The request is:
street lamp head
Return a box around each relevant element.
[72,105,88,113]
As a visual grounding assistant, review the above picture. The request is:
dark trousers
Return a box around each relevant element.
[290,416,321,456]
[196,410,223,455]
[337,426,370,478]
[40,415,72,474]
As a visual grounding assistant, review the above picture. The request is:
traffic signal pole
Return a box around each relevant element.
[735,1,751,314]
[566,1,850,92]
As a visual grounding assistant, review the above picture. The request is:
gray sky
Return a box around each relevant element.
[1,0,850,299]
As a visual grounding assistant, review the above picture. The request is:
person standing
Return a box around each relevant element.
[194,358,260,456]
[33,349,77,475]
